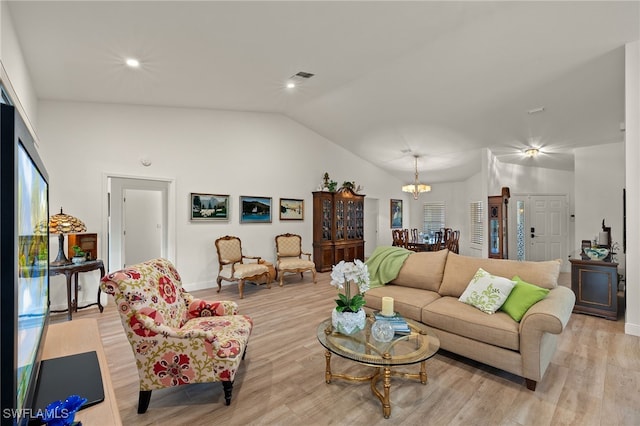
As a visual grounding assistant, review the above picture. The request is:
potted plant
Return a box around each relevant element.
[71,245,86,264]
[329,259,370,334]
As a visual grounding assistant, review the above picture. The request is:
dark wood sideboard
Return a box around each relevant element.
[569,254,621,320]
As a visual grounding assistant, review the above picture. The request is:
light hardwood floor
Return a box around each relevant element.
[53,272,640,425]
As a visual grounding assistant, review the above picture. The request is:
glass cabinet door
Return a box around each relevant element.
[322,198,332,241]
[488,195,505,258]
[335,199,344,240]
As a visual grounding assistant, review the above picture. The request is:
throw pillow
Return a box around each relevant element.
[500,275,550,322]
[458,268,516,314]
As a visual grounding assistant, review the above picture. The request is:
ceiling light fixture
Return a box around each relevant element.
[527,106,545,114]
[286,71,314,89]
[524,148,540,157]
[125,58,140,68]
[402,155,431,200]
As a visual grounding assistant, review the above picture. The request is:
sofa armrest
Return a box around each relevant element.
[519,286,575,335]
[518,285,575,385]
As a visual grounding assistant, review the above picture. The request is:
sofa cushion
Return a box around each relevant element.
[422,297,520,351]
[500,275,550,322]
[390,249,449,292]
[439,252,561,297]
[366,285,441,322]
[458,268,516,314]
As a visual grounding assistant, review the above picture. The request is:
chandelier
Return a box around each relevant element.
[402,155,431,200]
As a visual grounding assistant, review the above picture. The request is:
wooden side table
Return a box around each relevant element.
[569,255,619,320]
[43,319,122,425]
[50,259,105,320]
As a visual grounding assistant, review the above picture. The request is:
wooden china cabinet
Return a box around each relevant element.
[488,187,510,259]
[312,188,365,272]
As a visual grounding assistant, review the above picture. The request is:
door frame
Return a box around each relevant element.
[364,197,379,258]
[102,173,176,272]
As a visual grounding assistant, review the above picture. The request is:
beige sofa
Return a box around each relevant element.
[365,249,575,390]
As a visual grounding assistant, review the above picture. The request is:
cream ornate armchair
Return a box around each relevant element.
[215,235,271,299]
[100,258,252,414]
[275,233,317,287]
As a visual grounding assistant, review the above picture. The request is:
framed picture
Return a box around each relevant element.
[390,199,403,228]
[279,198,304,220]
[190,193,229,221]
[240,196,272,223]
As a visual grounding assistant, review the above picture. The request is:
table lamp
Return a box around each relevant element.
[49,208,86,266]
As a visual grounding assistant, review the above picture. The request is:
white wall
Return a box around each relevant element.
[625,40,639,336]
[574,143,625,273]
[0,3,38,131]
[36,100,406,307]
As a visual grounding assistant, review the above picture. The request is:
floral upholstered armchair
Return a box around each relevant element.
[100,258,253,414]
[215,235,272,299]
[275,233,317,287]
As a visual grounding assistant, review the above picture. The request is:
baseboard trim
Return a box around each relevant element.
[625,321,640,336]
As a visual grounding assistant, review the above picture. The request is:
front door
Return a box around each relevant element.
[509,195,568,269]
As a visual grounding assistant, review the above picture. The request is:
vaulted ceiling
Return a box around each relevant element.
[7,1,639,183]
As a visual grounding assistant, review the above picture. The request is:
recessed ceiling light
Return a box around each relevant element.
[125,58,140,68]
[286,82,296,89]
[524,148,540,157]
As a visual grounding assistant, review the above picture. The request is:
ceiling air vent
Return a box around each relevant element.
[295,71,314,79]
[286,71,315,89]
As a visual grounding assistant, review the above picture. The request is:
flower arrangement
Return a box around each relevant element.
[330,259,370,313]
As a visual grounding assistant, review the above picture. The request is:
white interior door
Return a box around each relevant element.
[124,189,163,266]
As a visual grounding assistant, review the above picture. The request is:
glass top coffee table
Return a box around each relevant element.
[316,313,440,418]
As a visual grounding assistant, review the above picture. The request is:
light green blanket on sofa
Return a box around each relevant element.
[365,246,413,288]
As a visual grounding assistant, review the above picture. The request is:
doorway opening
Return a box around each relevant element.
[105,175,175,271]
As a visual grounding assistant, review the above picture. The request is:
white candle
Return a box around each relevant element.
[381,297,394,316]
[598,231,609,246]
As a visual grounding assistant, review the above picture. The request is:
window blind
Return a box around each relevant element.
[470,201,483,245]
[423,202,445,234]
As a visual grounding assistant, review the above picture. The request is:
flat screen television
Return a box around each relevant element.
[0,103,50,425]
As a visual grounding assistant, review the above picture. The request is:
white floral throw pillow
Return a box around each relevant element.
[459,268,516,314]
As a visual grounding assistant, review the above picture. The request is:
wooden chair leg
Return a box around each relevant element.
[279,271,284,287]
[222,381,234,406]
[216,276,222,293]
[525,378,537,391]
[138,390,152,414]
[265,271,272,289]
[312,268,317,284]
[238,279,245,299]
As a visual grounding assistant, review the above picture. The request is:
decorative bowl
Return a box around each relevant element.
[584,247,609,261]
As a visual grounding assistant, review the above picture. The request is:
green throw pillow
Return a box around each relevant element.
[500,275,550,322]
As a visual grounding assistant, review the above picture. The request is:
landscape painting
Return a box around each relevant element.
[240,196,272,223]
[279,198,304,220]
[191,193,229,221]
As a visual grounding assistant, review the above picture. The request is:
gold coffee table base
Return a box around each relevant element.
[324,350,428,419]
